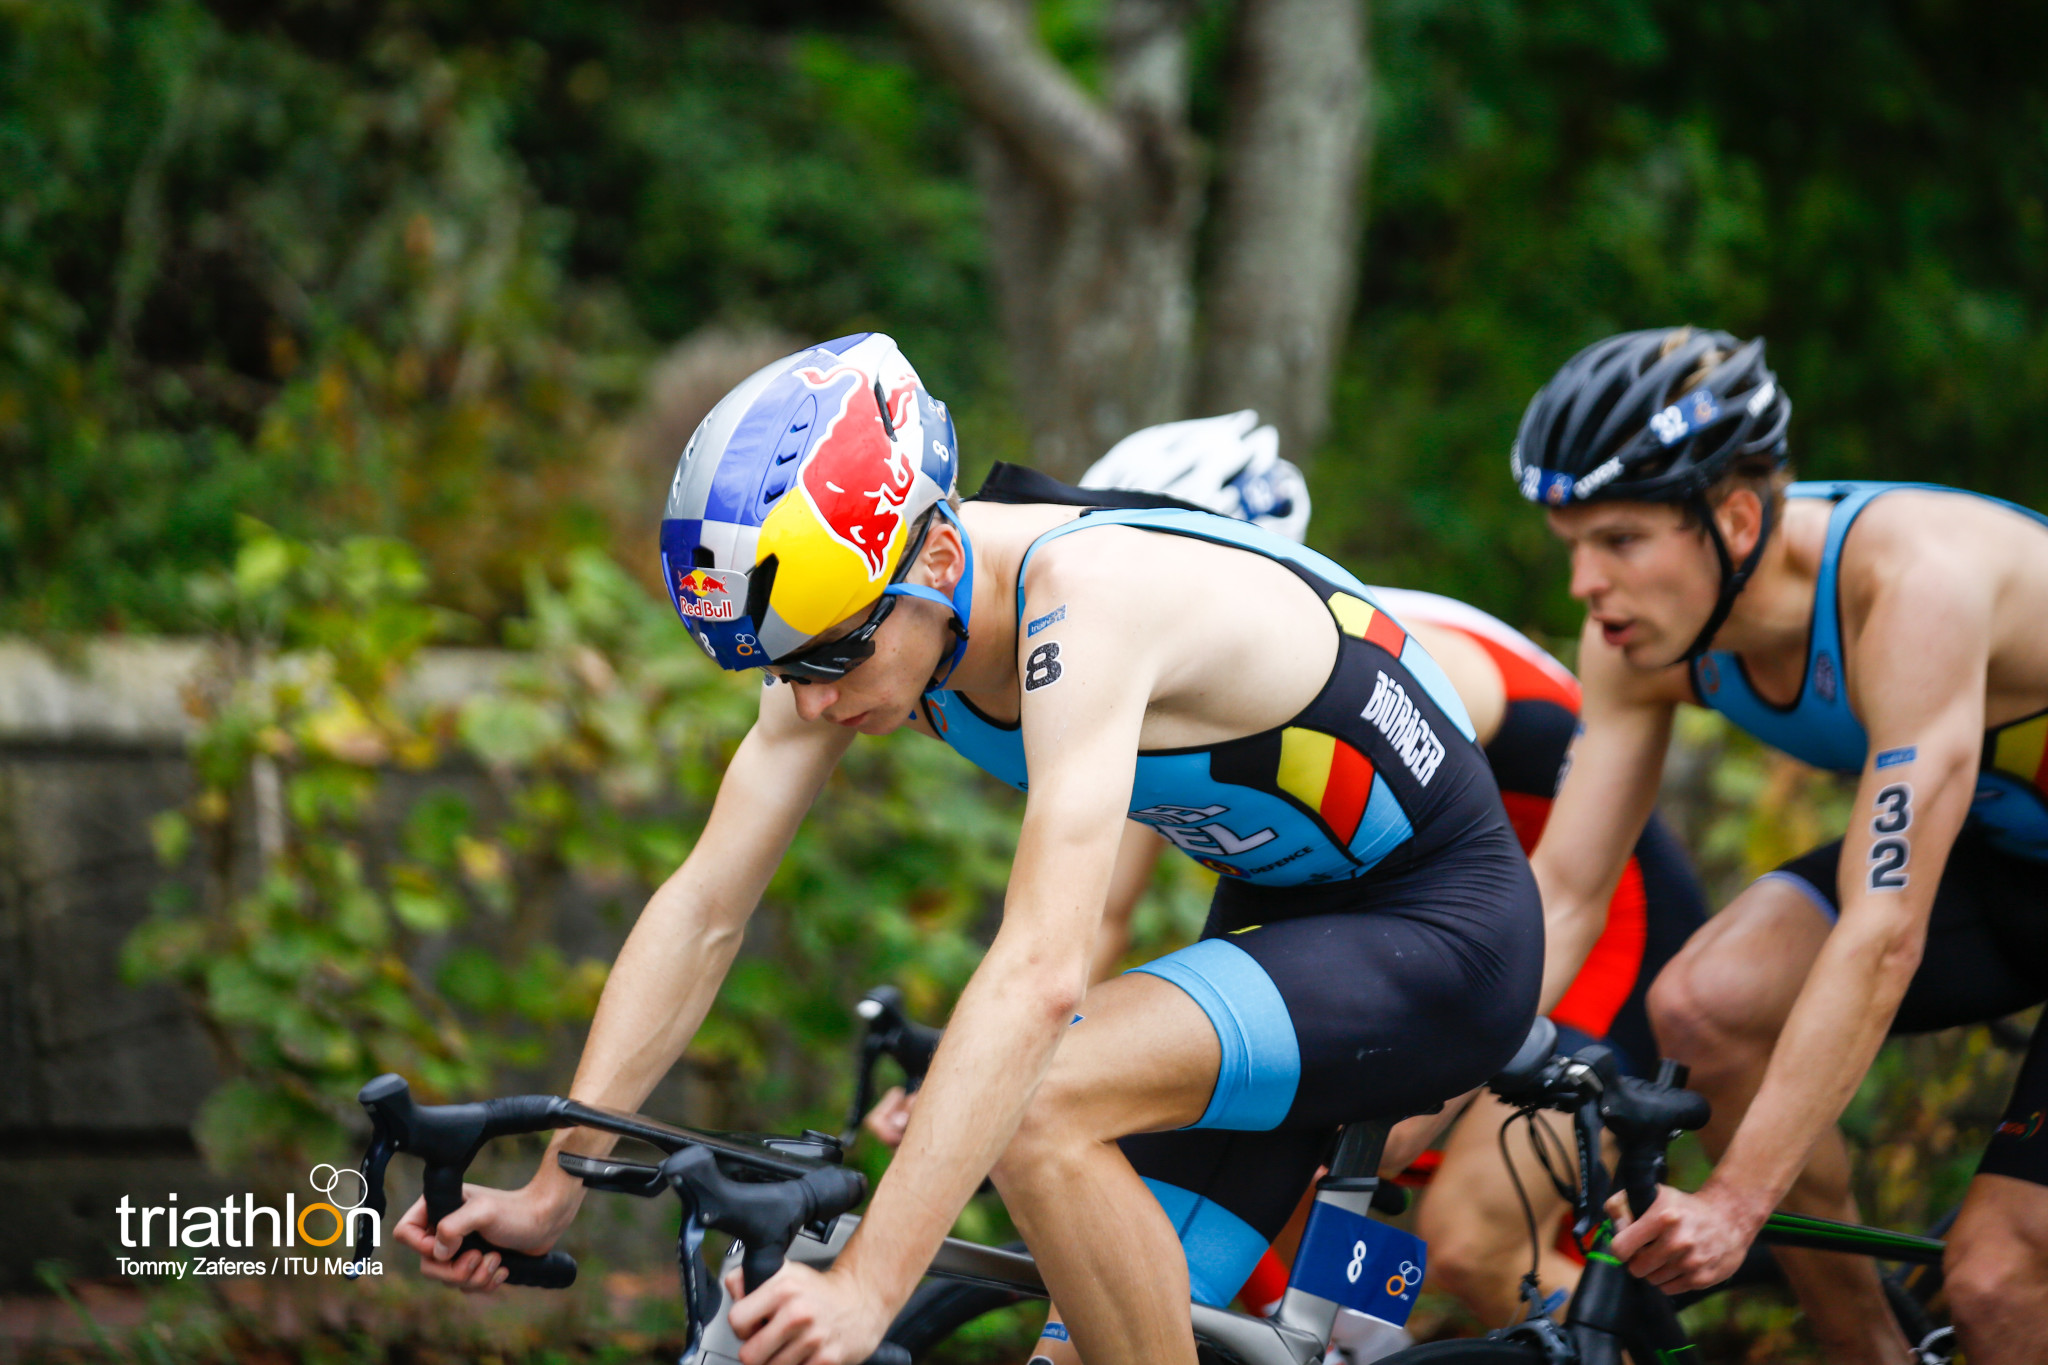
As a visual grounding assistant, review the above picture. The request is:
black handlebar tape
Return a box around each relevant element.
[1601,1075,1711,1140]
[1616,1144,1665,1223]
[863,1347,912,1365]
[481,1093,574,1138]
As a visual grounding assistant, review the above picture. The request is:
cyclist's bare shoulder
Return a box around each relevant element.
[1833,490,2048,722]
[1018,522,1334,745]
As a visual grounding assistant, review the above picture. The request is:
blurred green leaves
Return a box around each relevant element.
[1319,0,2048,637]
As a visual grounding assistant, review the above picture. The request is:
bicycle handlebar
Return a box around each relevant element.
[557,1133,909,1364]
[1487,1036,1712,1226]
[841,985,945,1146]
[354,1073,580,1287]
[353,1072,906,1363]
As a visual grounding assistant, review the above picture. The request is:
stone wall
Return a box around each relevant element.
[0,640,623,1288]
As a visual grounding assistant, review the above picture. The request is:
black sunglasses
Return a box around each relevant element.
[770,591,900,684]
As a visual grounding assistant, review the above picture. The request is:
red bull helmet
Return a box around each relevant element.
[658,333,963,672]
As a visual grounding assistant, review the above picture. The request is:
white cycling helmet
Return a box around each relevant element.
[1079,410,1311,543]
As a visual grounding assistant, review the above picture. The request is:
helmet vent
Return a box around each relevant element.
[772,397,818,466]
[872,379,895,437]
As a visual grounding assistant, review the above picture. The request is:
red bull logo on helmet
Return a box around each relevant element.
[673,567,739,622]
[793,364,920,580]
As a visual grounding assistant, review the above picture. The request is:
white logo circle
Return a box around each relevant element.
[309,1163,369,1210]
[1346,1240,1368,1284]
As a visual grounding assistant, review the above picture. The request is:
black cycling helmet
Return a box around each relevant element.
[1511,327,1794,661]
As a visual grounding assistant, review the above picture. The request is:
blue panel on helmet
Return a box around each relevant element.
[660,520,762,670]
[708,365,828,526]
[658,518,703,607]
[818,333,872,355]
[917,390,957,489]
[773,394,817,465]
[1533,470,1577,506]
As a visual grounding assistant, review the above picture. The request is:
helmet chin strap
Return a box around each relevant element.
[1680,491,1776,664]
[880,500,974,693]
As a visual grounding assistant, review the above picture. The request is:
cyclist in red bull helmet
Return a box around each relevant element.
[394,332,1545,1365]
[1512,326,2048,1363]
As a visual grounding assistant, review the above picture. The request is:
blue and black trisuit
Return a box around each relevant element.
[1692,481,2048,1186]
[922,467,1544,1306]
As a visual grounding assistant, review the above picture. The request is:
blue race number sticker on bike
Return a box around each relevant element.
[1288,1198,1427,1327]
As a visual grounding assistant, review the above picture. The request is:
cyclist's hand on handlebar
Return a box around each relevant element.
[725,1261,892,1365]
[863,1087,918,1149]
[392,1183,569,1294]
[1607,1183,1767,1292]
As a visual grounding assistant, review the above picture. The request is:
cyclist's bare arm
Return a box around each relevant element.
[832,549,1153,1313]
[549,686,852,1143]
[867,817,1159,1145]
[1694,535,1989,1229]
[1090,823,1165,983]
[1528,617,1688,1012]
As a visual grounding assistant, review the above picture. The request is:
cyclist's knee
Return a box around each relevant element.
[1946,1238,2043,1329]
[990,1091,1092,1188]
[1946,1197,2048,1329]
[1645,945,1776,1077]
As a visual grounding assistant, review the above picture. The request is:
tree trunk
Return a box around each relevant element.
[889,0,1370,477]
[1197,0,1371,459]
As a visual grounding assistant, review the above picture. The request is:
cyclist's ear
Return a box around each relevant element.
[910,517,966,593]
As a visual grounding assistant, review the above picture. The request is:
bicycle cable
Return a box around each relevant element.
[1499,1108,1545,1326]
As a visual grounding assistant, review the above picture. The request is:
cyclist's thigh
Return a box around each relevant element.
[1023,969,1224,1137]
[1888,827,2048,1032]
[1946,1171,2048,1300]
[1137,831,1541,1132]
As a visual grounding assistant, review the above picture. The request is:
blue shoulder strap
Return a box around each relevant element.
[1690,480,2048,772]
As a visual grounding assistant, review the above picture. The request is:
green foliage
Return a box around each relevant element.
[1318,0,2048,636]
[0,0,996,632]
